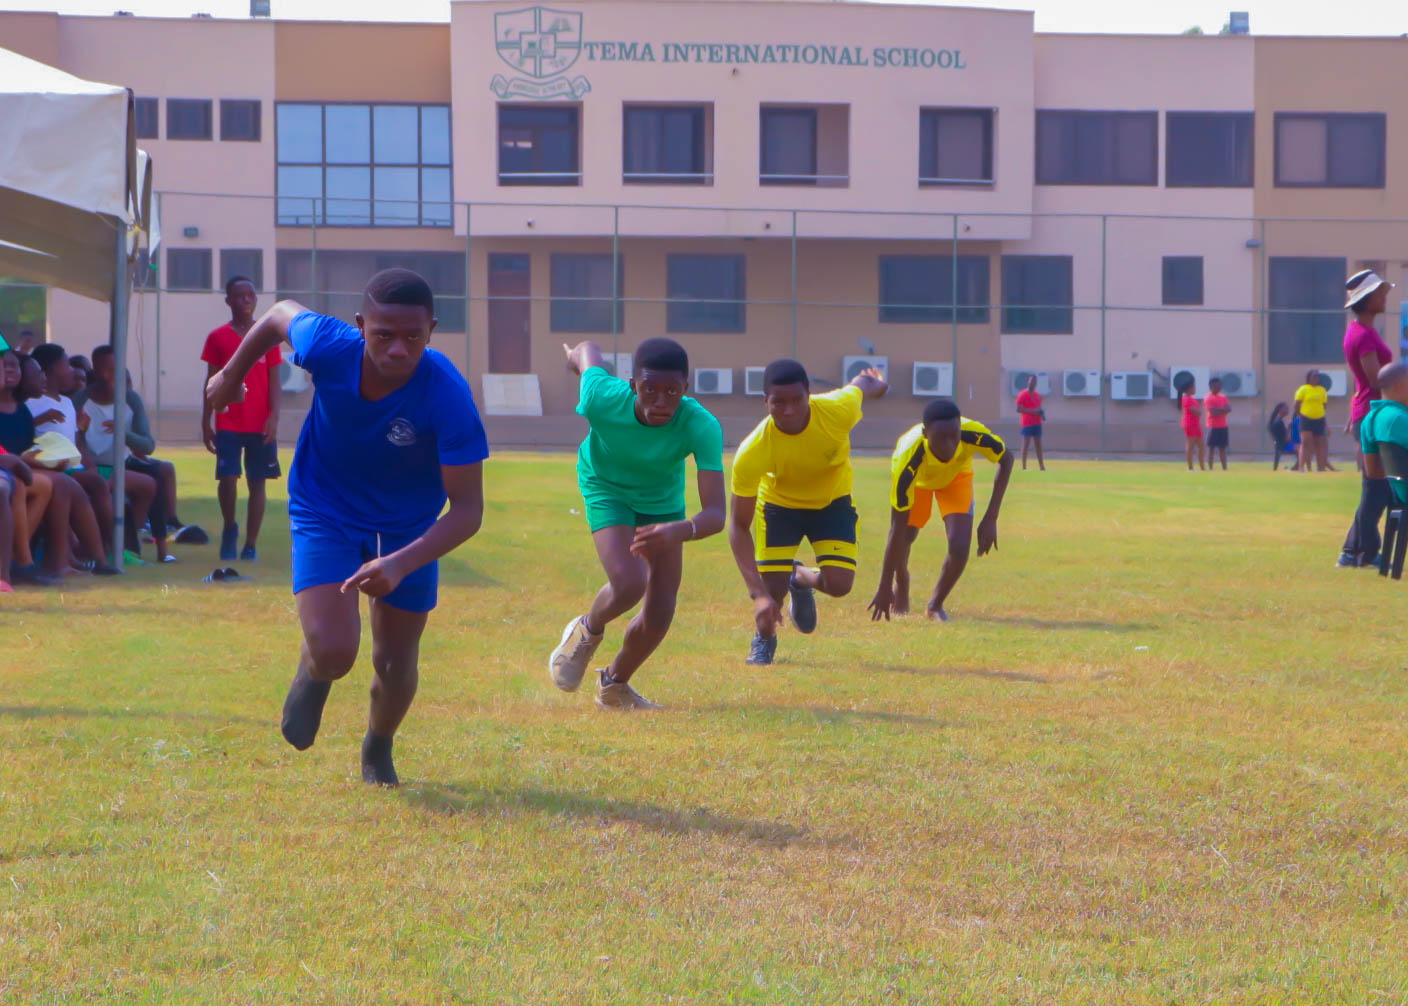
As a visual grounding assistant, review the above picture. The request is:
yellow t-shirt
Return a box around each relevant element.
[1295,383,1328,420]
[730,385,864,509]
[889,419,1006,510]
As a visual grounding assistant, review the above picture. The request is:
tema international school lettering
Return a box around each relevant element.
[582,41,968,70]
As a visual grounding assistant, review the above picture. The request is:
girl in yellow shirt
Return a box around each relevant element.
[1292,369,1336,472]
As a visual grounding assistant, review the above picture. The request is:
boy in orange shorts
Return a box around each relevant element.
[868,398,1013,622]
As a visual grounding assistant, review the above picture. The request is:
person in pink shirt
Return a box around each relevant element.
[1338,270,1396,568]
[1203,376,1231,471]
[1178,379,1205,471]
[1014,373,1046,471]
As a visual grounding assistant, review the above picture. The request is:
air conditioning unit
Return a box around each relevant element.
[599,353,633,380]
[1007,370,1050,397]
[1061,369,1100,397]
[744,366,767,396]
[842,355,889,385]
[279,361,310,393]
[1217,370,1258,398]
[692,368,733,395]
[1318,368,1349,397]
[912,362,954,397]
[1167,365,1211,399]
[1110,371,1153,401]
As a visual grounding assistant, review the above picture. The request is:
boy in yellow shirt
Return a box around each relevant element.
[868,398,1013,623]
[728,359,888,664]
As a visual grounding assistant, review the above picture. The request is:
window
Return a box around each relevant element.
[1275,113,1386,188]
[1001,255,1073,333]
[220,249,264,292]
[167,249,213,290]
[550,254,623,333]
[134,97,158,140]
[878,256,990,323]
[623,105,709,184]
[1269,256,1347,363]
[1161,256,1204,306]
[498,105,580,186]
[667,254,745,333]
[919,109,994,185]
[220,99,261,141]
[1166,112,1253,187]
[166,99,213,140]
[760,107,817,186]
[276,250,466,331]
[1036,110,1157,185]
[275,103,452,226]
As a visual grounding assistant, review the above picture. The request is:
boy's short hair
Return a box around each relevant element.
[634,337,689,375]
[31,343,65,372]
[92,345,115,363]
[1208,376,1222,387]
[225,275,255,297]
[364,268,435,313]
[922,398,961,425]
[763,358,808,392]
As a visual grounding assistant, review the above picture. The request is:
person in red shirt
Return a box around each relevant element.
[200,275,281,562]
[1014,373,1046,471]
[1203,376,1231,471]
[1179,380,1206,471]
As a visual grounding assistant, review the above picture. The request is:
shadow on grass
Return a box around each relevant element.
[690,702,954,728]
[966,614,1154,633]
[0,704,263,727]
[869,665,1050,684]
[401,783,842,848]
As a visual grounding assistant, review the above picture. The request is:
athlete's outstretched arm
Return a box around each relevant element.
[848,366,890,400]
[342,461,485,598]
[976,451,1014,557]
[205,300,306,412]
[728,492,783,635]
[868,507,913,622]
[563,341,606,378]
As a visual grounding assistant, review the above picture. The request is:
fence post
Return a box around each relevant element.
[154,189,163,441]
[109,225,130,570]
[464,202,472,378]
[611,204,620,360]
[1099,213,1108,454]
[790,209,798,361]
[310,198,319,314]
[1258,216,1268,439]
[951,214,959,398]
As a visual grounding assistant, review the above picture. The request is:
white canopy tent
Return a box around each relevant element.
[0,45,154,569]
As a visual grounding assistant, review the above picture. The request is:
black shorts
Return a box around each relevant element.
[755,494,858,574]
[215,431,281,481]
[1207,428,1229,449]
[1301,417,1327,437]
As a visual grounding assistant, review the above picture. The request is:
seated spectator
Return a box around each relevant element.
[0,445,20,593]
[69,354,94,391]
[0,442,58,587]
[3,350,118,576]
[1361,361,1408,489]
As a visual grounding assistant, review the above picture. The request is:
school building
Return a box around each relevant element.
[2,0,1405,450]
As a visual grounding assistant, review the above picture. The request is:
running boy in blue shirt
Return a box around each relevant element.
[205,268,489,785]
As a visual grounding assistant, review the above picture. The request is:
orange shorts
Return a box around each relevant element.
[903,471,974,529]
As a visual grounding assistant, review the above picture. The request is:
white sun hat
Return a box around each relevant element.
[1345,269,1394,309]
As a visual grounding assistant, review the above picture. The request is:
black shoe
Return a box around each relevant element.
[788,562,817,634]
[10,564,64,587]
[746,633,778,666]
[1359,553,1380,568]
[361,732,399,787]
[1335,553,1359,569]
[281,668,332,751]
[174,524,209,545]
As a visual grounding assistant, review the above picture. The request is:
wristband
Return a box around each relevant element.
[687,517,698,540]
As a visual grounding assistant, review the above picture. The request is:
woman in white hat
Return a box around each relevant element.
[1337,269,1396,568]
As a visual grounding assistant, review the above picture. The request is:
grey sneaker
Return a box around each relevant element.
[594,670,662,711]
[549,615,602,692]
[746,633,778,665]
[788,561,817,634]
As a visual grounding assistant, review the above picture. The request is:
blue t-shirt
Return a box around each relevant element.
[287,312,490,535]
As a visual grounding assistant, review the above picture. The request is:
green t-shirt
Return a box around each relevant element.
[1360,399,1408,504]
[575,366,724,513]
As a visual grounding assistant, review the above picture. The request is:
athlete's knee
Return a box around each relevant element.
[305,631,358,680]
[370,644,418,681]
[608,568,648,607]
[818,567,854,597]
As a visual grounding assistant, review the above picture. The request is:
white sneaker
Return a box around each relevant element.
[549,615,602,692]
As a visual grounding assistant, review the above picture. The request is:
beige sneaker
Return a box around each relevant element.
[594,671,663,711]
[549,615,602,692]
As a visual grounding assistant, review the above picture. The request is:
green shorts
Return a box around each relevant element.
[585,498,686,534]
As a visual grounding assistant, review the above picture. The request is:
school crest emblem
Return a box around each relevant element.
[491,7,592,100]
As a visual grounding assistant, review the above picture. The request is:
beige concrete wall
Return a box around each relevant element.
[275,22,452,102]
[0,11,61,64]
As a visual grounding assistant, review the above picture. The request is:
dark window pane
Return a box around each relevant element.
[373,105,419,164]
[1269,256,1347,362]
[134,97,158,140]
[167,248,212,290]
[1166,112,1253,187]
[1001,255,1073,333]
[1036,110,1157,185]
[276,249,466,330]
[220,249,264,292]
[760,108,817,185]
[1276,113,1385,188]
[421,105,451,165]
[1161,256,1204,306]
[166,99,212,140]
[277,104,323,163]
[667,254,745,333]
[498,105,580,185]
[919,109,993,183]
[220,99,261,141]
[551,254,623,332]
[325,105,370,163]
[624,105,707,183]
[1328,115,1386,186]
[879,255,990,323]
[325,166,371,225]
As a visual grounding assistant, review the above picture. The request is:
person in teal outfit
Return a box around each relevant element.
[1360,361,1408,504]
[549,337,726,711]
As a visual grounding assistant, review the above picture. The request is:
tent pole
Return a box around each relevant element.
[109,222,130,571]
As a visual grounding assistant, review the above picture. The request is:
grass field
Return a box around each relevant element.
[2,448,1405,1003]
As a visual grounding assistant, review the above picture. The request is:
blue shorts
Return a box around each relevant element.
[1020,424,1042,438]
[215,431,281,481]
[290,517,437,613]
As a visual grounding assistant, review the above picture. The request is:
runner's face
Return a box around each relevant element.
[924,419,961,462]
[357,301,435,383]
[632,370,686,426]
[766,382,809,434]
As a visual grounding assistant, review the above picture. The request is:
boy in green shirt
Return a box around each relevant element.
[550,338,726,710]
[1360,361,1408,498]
